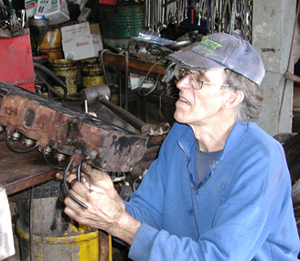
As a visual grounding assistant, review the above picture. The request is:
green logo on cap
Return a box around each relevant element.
[198,38,222,54]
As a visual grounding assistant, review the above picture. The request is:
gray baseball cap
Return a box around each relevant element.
[167,33,265,85]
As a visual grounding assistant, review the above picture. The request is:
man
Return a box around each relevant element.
[59,33,300,260]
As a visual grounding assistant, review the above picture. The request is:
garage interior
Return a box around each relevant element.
[0,0,300,260]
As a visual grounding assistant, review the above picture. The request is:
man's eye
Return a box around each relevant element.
[179,70,186,77]
[181,71,189,78]
[180,72,187,79]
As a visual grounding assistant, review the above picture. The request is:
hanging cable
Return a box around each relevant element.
[6,129,38,153]
[63,158,88,209]
[42,147,66,171]
[100,49,111,85]
[33,62,68,102]
[137,59,165,97]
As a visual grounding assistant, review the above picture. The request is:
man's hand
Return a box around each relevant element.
[56,163,141,245]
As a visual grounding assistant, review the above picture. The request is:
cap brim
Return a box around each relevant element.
[167,49,226,71]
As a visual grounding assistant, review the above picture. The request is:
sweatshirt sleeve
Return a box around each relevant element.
[126,136,299,260]
[124,124,188,228]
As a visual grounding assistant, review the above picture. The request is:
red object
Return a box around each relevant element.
[0,35,35,92]
[190,7,194,24]
[99,0,122,5]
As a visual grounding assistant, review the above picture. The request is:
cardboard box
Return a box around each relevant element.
[25,0,38,21]
[61,21,90,39]
[61,22,103,60]
[36,0,70,25]
[130,73,157,90]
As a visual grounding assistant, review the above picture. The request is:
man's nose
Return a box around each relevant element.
[176,75,191,89]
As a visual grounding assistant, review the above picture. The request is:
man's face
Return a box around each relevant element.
[174,69,229,128]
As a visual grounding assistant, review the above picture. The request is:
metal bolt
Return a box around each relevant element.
[102,161,107,168]
[22,137,35,147]
[55,152,67,162]
[11,131,22,141]
[74,149,82,155]
[44,145,53,155]
[85,150,97,160]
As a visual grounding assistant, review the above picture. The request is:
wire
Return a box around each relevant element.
[137,59,165,97]
[63,158,89,209]
[35,70,80,101]
[77,162,82,181]
[42,147,66,170]
[100,49,111,85]
[6,129,38,153]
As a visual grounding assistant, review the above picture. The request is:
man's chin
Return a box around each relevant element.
[174,112,186,124]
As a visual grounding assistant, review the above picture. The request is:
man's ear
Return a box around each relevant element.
[223,90,244,110]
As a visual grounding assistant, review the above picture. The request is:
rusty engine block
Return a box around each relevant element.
[0,81,149,173]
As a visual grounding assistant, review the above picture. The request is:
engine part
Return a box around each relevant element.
[81,85,150,133]
[0,81,149,173]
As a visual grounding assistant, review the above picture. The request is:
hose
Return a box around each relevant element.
[63,158,88,209]
[100,49,111,86]
[42,147,66,171]
[137,59,165,97]
[35,70,80,101]
[33,62,68,102]
[6,129,38,153]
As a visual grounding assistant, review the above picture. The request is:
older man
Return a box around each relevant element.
[60,33,300,260]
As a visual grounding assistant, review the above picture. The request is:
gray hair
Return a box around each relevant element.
[223,69,263,123]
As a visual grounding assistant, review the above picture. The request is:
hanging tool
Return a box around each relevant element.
[143,0,250,40]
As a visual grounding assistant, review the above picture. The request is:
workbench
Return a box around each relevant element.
[0,140,112,260]
[0,140,56,195]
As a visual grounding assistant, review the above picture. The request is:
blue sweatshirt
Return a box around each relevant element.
[125,121,300,260]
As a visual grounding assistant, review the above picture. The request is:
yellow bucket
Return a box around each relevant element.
[50,59,78,95]
[16,197,99,261]
[17,227,99,260]
[80,58,105,88]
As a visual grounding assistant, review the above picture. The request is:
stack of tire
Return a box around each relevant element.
[282,133,300,236]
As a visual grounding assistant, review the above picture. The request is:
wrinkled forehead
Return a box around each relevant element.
[203,68,227,80]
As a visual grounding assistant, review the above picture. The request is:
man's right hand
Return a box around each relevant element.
[57,162,141,245]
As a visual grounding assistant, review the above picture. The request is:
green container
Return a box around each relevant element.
[99,4,145,38]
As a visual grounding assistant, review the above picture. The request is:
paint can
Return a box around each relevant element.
[80,57,105,88]
[16,180,99,261]
[50,59,78,95]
